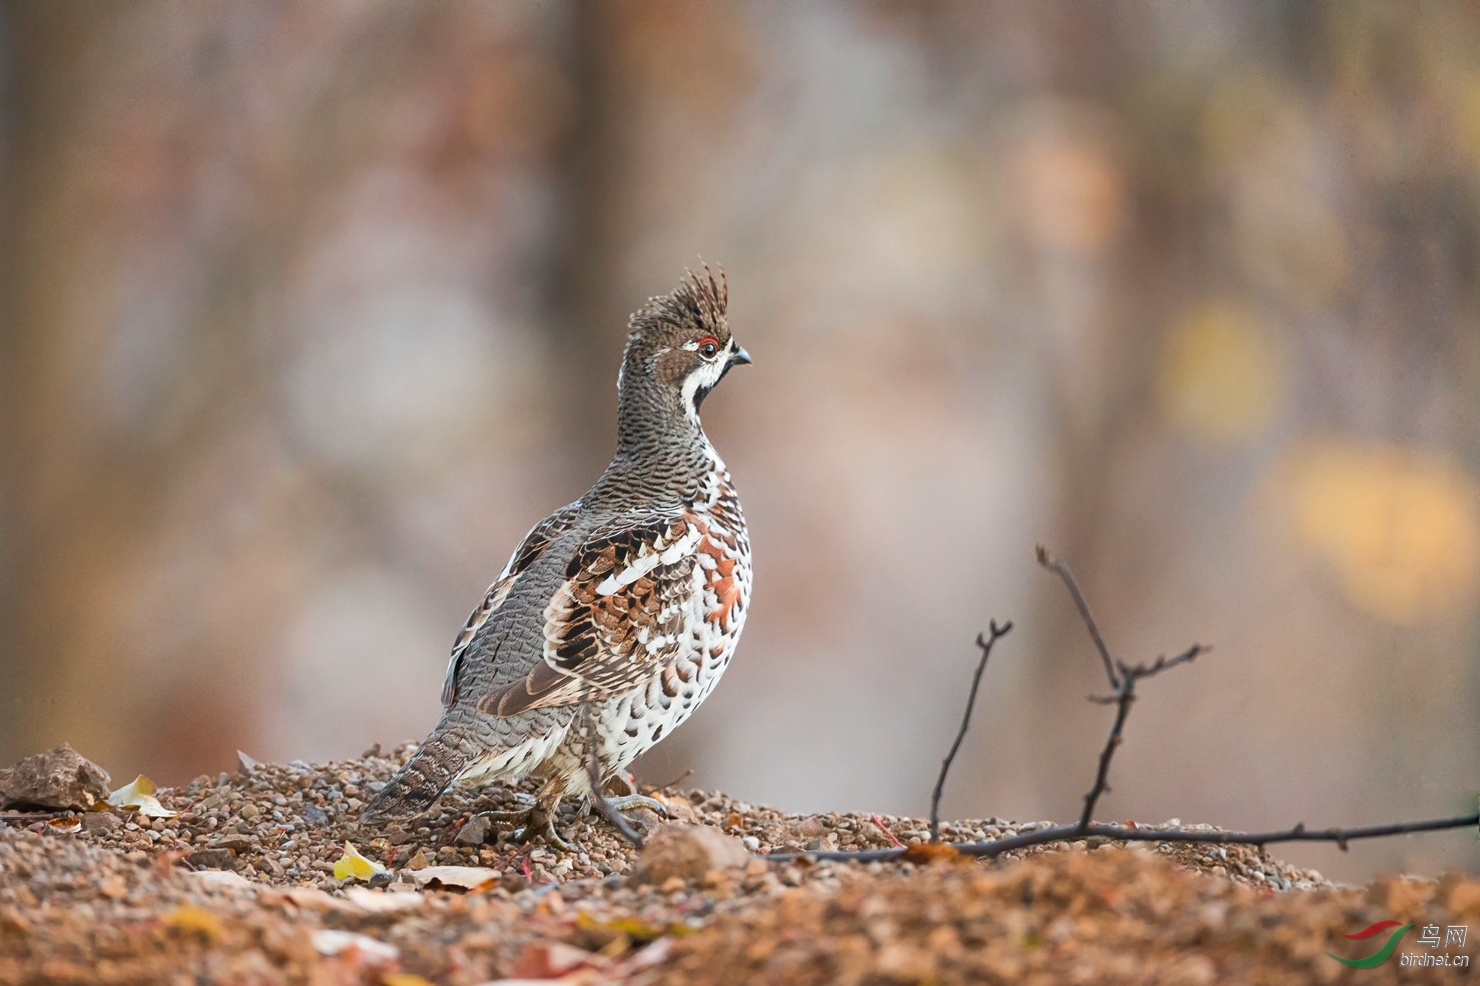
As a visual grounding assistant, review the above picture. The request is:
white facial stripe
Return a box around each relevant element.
[681,357,727,423]
[681,372,703,424]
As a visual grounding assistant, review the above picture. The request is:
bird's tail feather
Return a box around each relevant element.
[361,729,472,823]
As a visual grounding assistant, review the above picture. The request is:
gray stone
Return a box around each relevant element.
[188,848,236,870]
[80,810,123,833]
[454,814,492,846]
[0,743,112,810]
[628,824,749,886]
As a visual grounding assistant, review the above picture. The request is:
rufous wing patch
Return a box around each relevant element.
[477,514,700,716]
[699,535,741,630]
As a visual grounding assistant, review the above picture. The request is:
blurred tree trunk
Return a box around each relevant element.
[0,1,443,778]
[0,3,131,771]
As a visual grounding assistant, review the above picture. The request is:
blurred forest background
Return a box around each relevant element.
[2,1,1478,883]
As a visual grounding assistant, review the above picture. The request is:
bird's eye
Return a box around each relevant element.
[696,337,719,358]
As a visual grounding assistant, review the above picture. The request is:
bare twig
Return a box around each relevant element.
[1037,544,1118,688]
[583,710,644,850]
[0,812,71,823]
[930,620,1012,843]
[1041,547,1206,832]
[765,811,1480,863]
[1077,644,1205,832]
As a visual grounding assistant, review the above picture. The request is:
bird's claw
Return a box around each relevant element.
[602,793,669,817]
[474,807,573,851]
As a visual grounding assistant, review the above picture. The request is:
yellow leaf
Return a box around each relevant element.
[108,775,178,818]
[333,841,387,882]
[575,911,695,941]
[163,905,224,941]
[108,774,156,804]
[134,795,176,818]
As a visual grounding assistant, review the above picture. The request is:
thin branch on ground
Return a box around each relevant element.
[930,620,1012,843]
[0,812,72,823]
[764,811,1480,864]
[583,710,644,850]
[1036,544,1118,688]
[764,546,1480,865]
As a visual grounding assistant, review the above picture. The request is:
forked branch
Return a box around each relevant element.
[1077,643,1206,832]
[765,546,1480,865]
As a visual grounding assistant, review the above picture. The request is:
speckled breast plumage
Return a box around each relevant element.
[587,463,750,773]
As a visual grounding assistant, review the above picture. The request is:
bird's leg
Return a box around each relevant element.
[583,772,670,820]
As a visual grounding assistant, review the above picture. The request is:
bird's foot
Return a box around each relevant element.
[602,793,669,817]
[474,806,573,851]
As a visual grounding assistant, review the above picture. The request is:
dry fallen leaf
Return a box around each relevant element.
[107,774,154,805]
[576,911,696,942]
[332,840,386,882]
[267,887,339,912]
[163,906,224,941]
[183,870,255,892]
[901,842,964,865]
[341,887,424,913]
[107,775,177,818]
[309,929,399,962]
[405,865,500,892]
[511,941,603,978]
[381,976,438,986]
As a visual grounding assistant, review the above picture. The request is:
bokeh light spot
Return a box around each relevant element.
[1282,441,1480,625]
[1009,124,1125,253]
[1157,302,1284,444]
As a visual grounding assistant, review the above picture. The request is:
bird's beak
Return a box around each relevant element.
[729,346,752,367]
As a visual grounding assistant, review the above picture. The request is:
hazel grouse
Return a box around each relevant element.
[362,268,752,846]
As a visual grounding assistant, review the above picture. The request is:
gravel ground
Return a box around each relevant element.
[1,747,1475,984]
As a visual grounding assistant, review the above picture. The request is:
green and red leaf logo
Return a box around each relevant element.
[1327,920,1414,969]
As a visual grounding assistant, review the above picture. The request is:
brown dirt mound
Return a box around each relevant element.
[1,749,1475,984]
